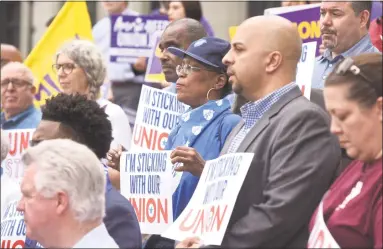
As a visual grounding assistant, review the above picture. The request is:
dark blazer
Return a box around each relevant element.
[105,184,142,249]
[218,86,341,248]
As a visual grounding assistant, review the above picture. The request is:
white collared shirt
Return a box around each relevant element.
[97,98,132,151]
[73,223,118,248]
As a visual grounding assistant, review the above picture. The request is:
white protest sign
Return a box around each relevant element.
[296,41,317,100]
[1,199,26,248]
[162,153,254,245]
[307,201,340,248]
[120,151,174,234]
[2,129,35,182]
[131,85,188,152]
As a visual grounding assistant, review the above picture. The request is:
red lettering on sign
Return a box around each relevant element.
[179,205,228,234]
[129,197,168,224]
[300,85,305,95]
[133,125,168,150]
[1,239,25,248]
[7,131,31,156]
[312,230,324,248]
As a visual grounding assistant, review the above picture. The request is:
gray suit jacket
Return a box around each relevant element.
[217,86,341,248]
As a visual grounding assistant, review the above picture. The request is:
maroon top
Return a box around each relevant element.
[309,159,382,248]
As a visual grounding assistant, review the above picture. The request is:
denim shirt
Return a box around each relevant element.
[311,34,380,89]
[1,105,41,130]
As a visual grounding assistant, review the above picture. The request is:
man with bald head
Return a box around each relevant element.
[1,62,41,130]
[159,18,207,92]
[175,16,340,248]
[1,44,23,68]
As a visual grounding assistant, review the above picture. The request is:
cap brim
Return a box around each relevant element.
[167,47,220,69]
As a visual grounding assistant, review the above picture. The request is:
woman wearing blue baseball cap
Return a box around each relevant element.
[144,37,241,248]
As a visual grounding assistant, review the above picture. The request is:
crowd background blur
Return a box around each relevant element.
[1,0,381,73]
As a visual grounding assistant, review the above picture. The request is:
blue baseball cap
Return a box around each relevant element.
[167,37,230,73]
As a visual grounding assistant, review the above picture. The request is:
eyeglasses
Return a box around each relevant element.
[1,78,32,89]
[176,64,217,76]
[52,63,78,75]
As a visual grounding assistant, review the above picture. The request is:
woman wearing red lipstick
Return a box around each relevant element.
[308,53,382,248]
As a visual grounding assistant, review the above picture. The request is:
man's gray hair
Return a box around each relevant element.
[1,62,35,85]
[56,39,106,100]
[1,130,10,162]
[21,139,106,222]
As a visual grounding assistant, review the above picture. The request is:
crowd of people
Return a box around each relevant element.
[1,0,382,248]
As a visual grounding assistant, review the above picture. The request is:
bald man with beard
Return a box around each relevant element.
[175,16,341,248]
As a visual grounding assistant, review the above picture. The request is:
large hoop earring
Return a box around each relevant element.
[206,88,215,101]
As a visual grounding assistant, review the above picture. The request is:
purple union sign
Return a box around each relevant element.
[110,15,169,64]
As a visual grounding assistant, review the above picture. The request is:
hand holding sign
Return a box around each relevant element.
[106,144,126,171]
[176,237,202,248]
[171,146,206,177]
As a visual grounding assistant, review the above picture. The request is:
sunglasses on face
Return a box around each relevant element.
[1,78,32,89]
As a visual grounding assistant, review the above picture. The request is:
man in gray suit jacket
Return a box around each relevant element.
[173,16,341,248]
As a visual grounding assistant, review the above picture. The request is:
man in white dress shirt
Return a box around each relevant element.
[16,139,118,248]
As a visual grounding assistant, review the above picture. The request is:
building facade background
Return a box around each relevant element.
[0,1,280,58]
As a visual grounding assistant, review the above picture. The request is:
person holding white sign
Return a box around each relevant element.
[145,37,241,248]
[176,16,341,248]
[54,39,132,152]
[308,53,382,248]
[1,130,25,248]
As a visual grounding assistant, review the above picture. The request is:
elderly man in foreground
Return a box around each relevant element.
[16,139,118,248]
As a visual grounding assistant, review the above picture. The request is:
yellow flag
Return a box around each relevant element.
[228,26,237,41]
[24,1,93,107]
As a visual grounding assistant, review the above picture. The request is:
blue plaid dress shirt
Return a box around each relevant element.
[226,82,297,154]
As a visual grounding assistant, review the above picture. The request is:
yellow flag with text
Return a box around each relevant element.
[24,1,93,107]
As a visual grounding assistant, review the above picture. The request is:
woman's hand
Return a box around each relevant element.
[170,147,206,177]
[106,144,125,171]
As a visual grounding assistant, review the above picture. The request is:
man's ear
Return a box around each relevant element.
[359,9,370,29]
[377,96,382,123]
[265,51,282,74]
[30,85,37,94]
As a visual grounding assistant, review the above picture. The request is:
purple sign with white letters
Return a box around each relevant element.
[110,15,169,63]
